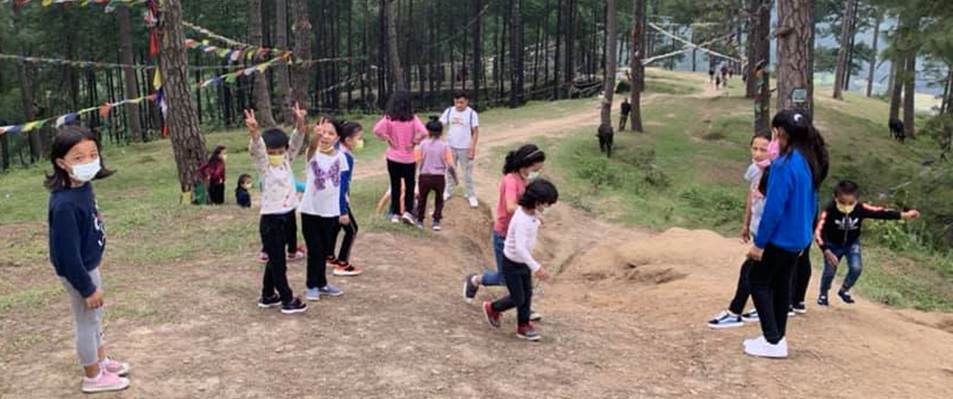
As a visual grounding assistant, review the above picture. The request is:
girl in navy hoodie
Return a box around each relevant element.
[745,110,829,359]
[46,126,131,393]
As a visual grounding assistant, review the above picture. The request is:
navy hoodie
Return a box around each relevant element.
[48,183,105,297]
[755,149,817,253]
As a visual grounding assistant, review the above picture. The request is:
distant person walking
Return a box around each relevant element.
[619,98,632,131]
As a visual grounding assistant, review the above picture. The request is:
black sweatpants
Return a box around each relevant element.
[791,247,812,306]
[749,244,800,344]
[260,211,296,304]
[387,159,417,216]
[728,258,756,315]
[259,211,299,256]
[335,210,358,263]
[491,257,534,325]
[302,213,339,289]
[208,182,225,205]
[417,174,446,223]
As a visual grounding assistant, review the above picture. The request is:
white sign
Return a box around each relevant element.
[791,88,807,104]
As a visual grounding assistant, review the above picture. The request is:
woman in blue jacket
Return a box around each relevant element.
[745,110,829,358]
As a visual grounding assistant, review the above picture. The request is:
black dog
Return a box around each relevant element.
[888,118,906,143]
[598,123,614,158]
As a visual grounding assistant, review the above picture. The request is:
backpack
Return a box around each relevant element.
[442,107,474,131]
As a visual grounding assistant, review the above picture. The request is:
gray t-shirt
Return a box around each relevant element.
[744,163,765,235]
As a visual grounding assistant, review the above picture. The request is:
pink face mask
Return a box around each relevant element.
[754,158,771,169]
[768,139,781,160]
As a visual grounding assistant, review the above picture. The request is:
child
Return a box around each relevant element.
[245,106,309,315]
[708,133,771,329]
[330,121,365,277]
[374,90,428,225]
[463,144,546,321]
[482,179,559,341]
[815,180,920,306]
[46,126,131,393]
[439,90,480,207]
[200,145,227,205]
[744,110,829,359]
[300,117,350,300]
[236,174,253,208]
[619,98,632,131]
[416,116,458,231]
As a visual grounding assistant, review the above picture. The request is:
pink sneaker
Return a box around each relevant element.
[287,251,306,262]
[82,370,130,394]
[102,358,131,376]
[257,252,269,264]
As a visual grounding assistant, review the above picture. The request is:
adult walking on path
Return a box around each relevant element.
[440,90,481,208]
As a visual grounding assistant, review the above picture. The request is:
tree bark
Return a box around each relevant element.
[472,0,483,103]
[17,63,42,162]
[509,0,524,107]
[158,0,208,196]
[866,10,881,97]
[600,0,617,128]
[629,0,645,132]
[888,54,903,121]
[833,0,856,100]
[776,0,815,115]
[274,0,293,122]
[291,0,312,109]
[248,0,277,127]
[385,0,407,91]
[843,4,859,90]
[902,52,916,139]
[117,5,144,142]
[746,0,771,99]
[554,0,563,99]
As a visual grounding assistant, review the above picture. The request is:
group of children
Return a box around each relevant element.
[707,110,920,359]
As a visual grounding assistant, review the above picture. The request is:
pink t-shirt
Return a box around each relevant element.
[493,173,527,236]
[373,115,428,164]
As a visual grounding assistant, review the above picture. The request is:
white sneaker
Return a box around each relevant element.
[443,192,452,201]
[467,197,479,208]
[81,370,130,393]
[743,336,788,358]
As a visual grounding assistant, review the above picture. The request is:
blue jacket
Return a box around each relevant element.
[754,150,817,253]
[48,183,105,297]
[339,151,354,215]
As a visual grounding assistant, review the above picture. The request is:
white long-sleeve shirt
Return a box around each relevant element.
[503,207,541,271]
[249,129,304,215]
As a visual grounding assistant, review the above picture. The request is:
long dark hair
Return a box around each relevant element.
[339,120,363,141]
[384,90,414,122]
[503,144,546,175]
[425,116,443,138]
[771,109,829,189]
[518,178,559,209]
[206,145,226,167]
[44,125,114,190]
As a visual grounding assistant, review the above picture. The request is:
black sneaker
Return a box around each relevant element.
[792,302,807,314]
[281,297,308,315]
[817,295,830,307]
[257,294,282,309]
[838,290,855,304]
[463,274,479,303]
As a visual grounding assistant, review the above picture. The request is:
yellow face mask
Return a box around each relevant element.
[836,202,856,214]
[353,138,365,152]
[268,155,284,167]
[220,154,228,162]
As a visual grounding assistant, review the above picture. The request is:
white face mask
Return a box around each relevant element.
[528,171,542,180]
[69,158,102,183]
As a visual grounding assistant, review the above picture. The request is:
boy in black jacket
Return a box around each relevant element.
[814,180,919,306]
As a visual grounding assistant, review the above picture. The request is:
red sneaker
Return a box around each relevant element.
[287,251,306,262]
[333,262,363,276]
[516,323,541,341]
[482,301,501,328]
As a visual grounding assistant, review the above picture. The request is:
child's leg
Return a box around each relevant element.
[302,213,324,289]
[416,175,434,222]
[479,232,507,286]
[445,152,460,197]
[261,213,294,302]
[376,190,391,215]
[386,160,403,215]
[517,272,534,325]
[491,269,526,315]
[286,211,299,255]
[749,245,789,344]
[337,211,358,263]
[728,258,755,314]
[791,247,812,305]
[321,216,339,261]
[819,245,846,297]
[402,163,417,215]
[459,150,475,199]
[62,269,104,377]
[841,243,864,292]
[433,176,447,221]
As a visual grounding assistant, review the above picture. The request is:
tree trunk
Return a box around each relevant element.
[17,63,42,162]
[866,10,881,97]
[564,0,577,89]
[248,0,277,127]
[117,5,144,142]
[746,0,770,99]
[888,54,903,121]
[291,0,312,109]
[472,0,483,103]
[385,0,407,91]
[158,0,208,196]
[843,4,859,90]
[776,0,815,115]
[600,0,617,128]
[833,0,856,100]
[509,0,524,107]
[629,0,645,132]
[902,52,916,139]
[274,0,293,122]
[554,0,563,99]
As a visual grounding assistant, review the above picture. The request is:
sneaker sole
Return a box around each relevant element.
[305,296,321,301]
[333,270,363,276]
[793,309,807,315]
[320,291,344,297]
[257,302,282,309]
[401,216,416,225]
[516,333,541,341]
[82,381,131,393]
[743,348,788,358]
[708,322,744,329]
[530,315,543,322]
[741,317,760,323]
[281,306,308,315]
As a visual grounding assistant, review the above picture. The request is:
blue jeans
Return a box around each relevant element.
[819,241,863,296]
[480,232,507,286]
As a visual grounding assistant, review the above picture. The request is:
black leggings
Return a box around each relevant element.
[749,244,799,344]
[335,210,358,263]
[387,159,416,216]
[728,259,756,315]
[208,182,225,205]
[791,247,812,305]
[260,211,295,304]
[260,212,298,255]
[491,257,534,325]
[302,213,339,289]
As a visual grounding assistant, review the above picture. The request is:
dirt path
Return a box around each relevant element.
[3,91,953,398]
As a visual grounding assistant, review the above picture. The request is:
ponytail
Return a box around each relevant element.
[502,144,546,175]
[425,115,443,138]
[771,109,829,189]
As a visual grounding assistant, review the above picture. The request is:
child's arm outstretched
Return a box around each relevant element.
[245,109,268,174]
[288,103,308,162]
[858,203,920,221]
